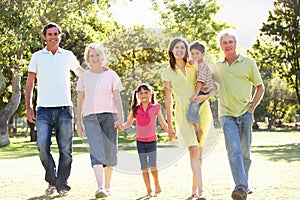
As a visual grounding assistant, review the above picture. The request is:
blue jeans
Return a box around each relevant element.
[220,111,253,190]
[187,91,208,123]
[36,106,73,192]
[136,141,157,170]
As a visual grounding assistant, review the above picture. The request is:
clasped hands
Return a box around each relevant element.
[114,121,125,132]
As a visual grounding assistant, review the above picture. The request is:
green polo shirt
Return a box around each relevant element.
[212,54,263,117]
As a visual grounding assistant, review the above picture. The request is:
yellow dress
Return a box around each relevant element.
[161,64,212,148]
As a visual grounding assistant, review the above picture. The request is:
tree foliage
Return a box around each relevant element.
[104,26,168,118]
[249,0,300,128]
[259,0,300,105]
[153,0,229,55]
[0,0,117,147]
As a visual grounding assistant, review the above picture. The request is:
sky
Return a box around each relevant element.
[109,0,275,49]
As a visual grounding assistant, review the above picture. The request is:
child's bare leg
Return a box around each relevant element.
[150,167,161,195]
[194,123,203,143]
[142,169,152,197]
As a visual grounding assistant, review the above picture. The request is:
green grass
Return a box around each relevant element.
[0,131,172,158]
[0,130,300,199]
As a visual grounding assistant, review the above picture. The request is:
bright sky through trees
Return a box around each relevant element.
[109,0,275,49]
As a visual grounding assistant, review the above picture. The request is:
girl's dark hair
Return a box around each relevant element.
[42,22,62,36]
[190,41,206,53]
[131,84,156,118]
[167,37,189,71]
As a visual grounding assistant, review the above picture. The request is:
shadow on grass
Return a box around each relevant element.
[252,143,300,162]
[27,194,102,200]
[27,194,61,200]
[135,195,152,200]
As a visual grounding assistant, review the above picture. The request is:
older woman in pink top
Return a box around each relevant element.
[76,44,124,199]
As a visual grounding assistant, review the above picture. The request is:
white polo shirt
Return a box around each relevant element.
[28,47,80,107]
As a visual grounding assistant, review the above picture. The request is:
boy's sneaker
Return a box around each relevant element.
[231,187,247,200]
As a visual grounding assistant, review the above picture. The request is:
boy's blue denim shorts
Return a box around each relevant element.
[187,91,209,123]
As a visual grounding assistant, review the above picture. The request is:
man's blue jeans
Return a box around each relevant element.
[220,111,253,190]
[36,106,73,192]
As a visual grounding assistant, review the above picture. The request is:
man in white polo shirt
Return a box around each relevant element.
[25,22,84,197]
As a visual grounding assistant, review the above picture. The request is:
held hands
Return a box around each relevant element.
[167,128,176,142]
[114,121,124,132]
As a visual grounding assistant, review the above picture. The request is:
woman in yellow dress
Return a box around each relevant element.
[161,37,214,200]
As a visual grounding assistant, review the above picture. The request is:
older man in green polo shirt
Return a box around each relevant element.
[212,30,264,200]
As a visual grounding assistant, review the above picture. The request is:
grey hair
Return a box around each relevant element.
[217,29,238,44]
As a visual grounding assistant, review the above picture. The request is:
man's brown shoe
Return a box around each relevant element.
[231,187,247,200]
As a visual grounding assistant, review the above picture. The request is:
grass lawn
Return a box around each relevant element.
[0,130,299,200]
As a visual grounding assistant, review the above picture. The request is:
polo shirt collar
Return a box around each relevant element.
[221,54,244,63]
[42,47,63,54]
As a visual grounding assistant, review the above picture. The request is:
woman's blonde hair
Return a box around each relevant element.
[84,44,107,67]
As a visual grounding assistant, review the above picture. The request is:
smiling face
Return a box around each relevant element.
[172,41,187,60]
[220,34,237,57]
[137,88,152,104]
[43,27,61,49]
[87,49,103,69]
[190,48,205,63]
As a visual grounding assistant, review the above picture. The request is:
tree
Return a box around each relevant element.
[263,77,296,129]
[104,26,168,119]
[249,35,298,129]
[153,0,229,55]
[259,0,300,105]
[0,0,37,147]
[0,0,116,147]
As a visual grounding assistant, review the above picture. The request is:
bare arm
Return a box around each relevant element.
[194,83,217,103]
[163,81,174,134]
[25,72,36,123]
[191,81,203,101]
[76,91,85,138]
[124,111,134,129]
[113,90,124,131]
[163,81,176,141]
[248,84,265,114]
[157,110,168,132]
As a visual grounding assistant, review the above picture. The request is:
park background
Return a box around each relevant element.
[0,0,299,199]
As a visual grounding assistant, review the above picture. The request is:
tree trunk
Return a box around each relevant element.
[0,121,10,147]
[267,114,273,131]
[0,64,21,147]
